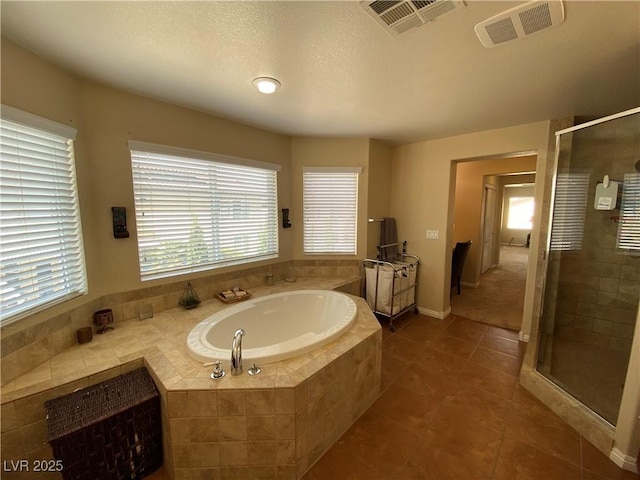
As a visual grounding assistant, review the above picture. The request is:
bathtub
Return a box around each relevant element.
[186,290,358,364]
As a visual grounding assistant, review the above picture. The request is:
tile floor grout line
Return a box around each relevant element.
[579,435,585,480]
[488,416,510,480]
[356,357,438,480]
[301,312,636,480]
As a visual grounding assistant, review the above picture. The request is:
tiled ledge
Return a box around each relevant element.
[1,277,381,480]
[0,260,361,387]
[1,276,368,404]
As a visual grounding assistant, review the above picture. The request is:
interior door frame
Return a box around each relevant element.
[480,182,498,274]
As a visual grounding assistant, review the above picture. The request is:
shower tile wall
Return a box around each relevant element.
[542,113,640,425]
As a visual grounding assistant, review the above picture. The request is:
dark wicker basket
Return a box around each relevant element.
[45,368,162,480]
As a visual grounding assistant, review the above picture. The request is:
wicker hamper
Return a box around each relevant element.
[45,367,163,480]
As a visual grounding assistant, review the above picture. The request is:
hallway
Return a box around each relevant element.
[450,246,529,331]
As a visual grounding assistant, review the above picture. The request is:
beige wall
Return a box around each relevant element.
[366,139,393,259]
[290,137,370,259]
[453,156,537,285]
[79,82,292,294]
[1,38,291,326]
[392,123,551,323]
[1,35,552,335]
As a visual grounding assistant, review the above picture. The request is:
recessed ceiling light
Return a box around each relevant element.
[252,77,281,94]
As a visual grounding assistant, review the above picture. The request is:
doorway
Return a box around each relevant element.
[450,155,536,331]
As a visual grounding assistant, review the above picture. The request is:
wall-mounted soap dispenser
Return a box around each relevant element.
[594,175,619,210]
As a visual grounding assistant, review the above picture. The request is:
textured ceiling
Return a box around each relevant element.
[1,1,639,145]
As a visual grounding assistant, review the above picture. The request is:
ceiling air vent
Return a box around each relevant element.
[475,0,564,48]
[361,0,466,37]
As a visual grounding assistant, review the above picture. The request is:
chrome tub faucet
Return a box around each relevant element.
[231,328,245,376]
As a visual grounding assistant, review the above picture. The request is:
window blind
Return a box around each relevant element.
[616,172,640,253]
[130,146,279,280]
[549,173,590,251]
[303,167,360,255]
[0,109,86,324]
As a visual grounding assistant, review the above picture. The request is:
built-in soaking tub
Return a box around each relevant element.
[186,289,357,364]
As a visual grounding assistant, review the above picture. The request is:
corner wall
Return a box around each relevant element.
[366,140,393,259]
[2,37,292,299]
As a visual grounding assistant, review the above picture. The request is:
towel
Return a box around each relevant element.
[380,217,398,261]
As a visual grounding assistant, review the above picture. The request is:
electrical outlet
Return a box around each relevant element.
[425,229,439,240]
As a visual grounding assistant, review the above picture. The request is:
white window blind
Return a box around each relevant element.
[130,143,280,280]
[303,167,361,255]
[0,107,87,325]
[549,173,590,251]
[616,172,640,253]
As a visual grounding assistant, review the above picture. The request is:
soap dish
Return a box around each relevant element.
[216,289,251,303]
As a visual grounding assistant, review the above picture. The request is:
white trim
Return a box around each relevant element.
[556,107,640,136]
[610,447,639,474]
[127,140,282,172]
[1,104,77,139]
[519,331,530,342]
[460,281,480,289]
[418,306,451,319]
[302,166,363,174]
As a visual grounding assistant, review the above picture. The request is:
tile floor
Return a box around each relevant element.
[301,313,639,480]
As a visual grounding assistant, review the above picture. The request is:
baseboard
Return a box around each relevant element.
[519,331,530,342]
[418,306,451,319]
[460,281,480,289]
[610,447,639,473]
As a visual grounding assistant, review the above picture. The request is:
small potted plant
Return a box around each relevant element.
[179,282,201,309]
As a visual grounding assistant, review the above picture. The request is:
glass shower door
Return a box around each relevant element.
[536,108,640,425]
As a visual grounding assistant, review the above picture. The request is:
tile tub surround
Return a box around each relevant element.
[0,282,381,480]
[0,259,361,387]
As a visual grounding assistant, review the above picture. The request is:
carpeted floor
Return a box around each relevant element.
[450,245,529,332]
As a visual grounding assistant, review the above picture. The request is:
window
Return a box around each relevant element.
[549,172,590,251]
[129,141,280,280]
[303,167,361,255]
[616,172,640,253]
[0,105,87,325]
[507,196,534,230]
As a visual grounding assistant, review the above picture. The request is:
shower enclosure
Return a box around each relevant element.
[536,108,640,426]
